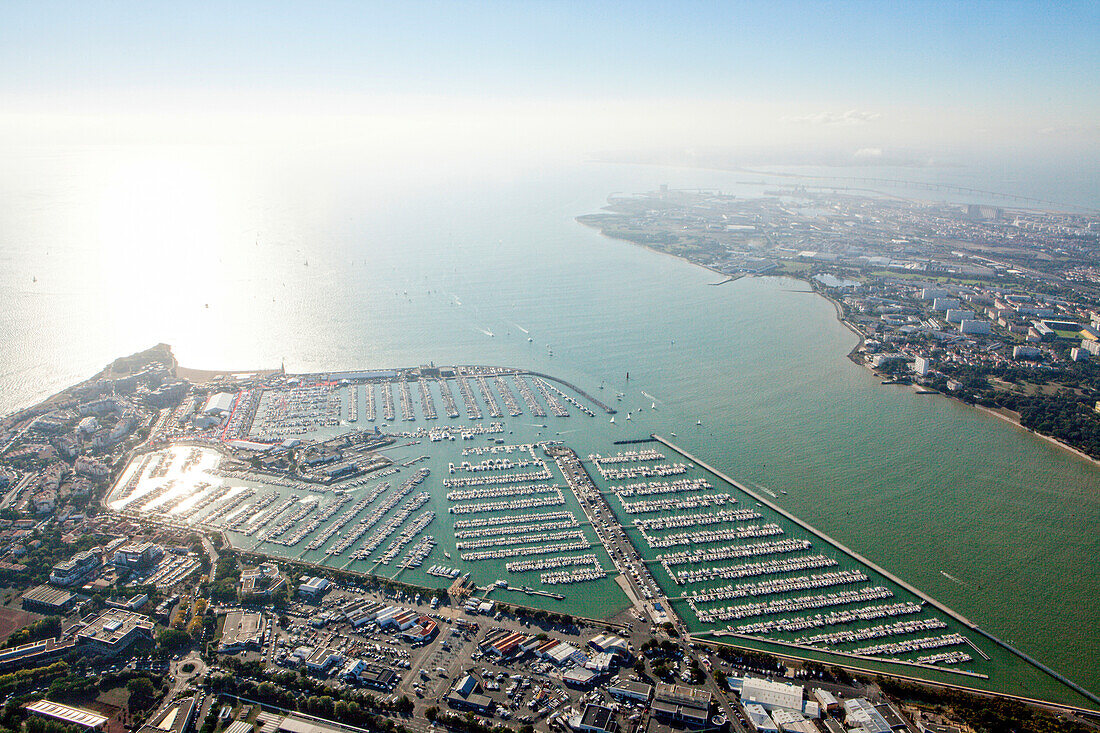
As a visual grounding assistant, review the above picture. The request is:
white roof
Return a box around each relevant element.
[203,392,236,415]
[26,700,108,729]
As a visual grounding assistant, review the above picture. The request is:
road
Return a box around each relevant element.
[202,534,221,582]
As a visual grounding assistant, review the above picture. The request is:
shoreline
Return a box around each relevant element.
[806,279,1100,468]
[585,221,1100,471]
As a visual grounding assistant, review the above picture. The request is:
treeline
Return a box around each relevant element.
[206,667,412,733]
[880,678,1095,733]
[934,366,1100,459]
[2,618,61,649]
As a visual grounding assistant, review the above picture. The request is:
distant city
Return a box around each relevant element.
[580,187,1100,460]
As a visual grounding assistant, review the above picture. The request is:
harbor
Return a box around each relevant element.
[97,362,1098,707]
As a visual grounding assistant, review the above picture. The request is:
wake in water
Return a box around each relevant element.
[940,571,971,588]
[745,480,779,498]
[513,323,529,334]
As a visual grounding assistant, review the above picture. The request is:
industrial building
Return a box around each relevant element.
[297,576,330,600]
[607,678,652,703]
[342,659,398,691]
[574,704,617,733]
[740,676,804,713]
[445,674,493,714]
[843,698,893,733]
[21,584,77,614]
[203,393,236,416]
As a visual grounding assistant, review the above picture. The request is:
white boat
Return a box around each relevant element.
[609,417,616,424]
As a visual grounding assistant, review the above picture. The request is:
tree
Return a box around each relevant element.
[126,677,156,712]
[158,628,191,652]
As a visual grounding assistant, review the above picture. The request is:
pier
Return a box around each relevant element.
[523,370,617,414]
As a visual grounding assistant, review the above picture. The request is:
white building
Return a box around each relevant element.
[1071,347,1089,362]
[932,298,961,311]
[945,309,976,324]
[912,356,931,376]
[1013,345,1042,360]
[770,709,816,733]
[203,393,236,416]
[959,319,991,335]
[740,676,803,713]
[1081,339,1100,356]
[743,704,778,733]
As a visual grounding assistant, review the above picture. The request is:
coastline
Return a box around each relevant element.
[809,284,1100,470]
[583,220,1100,471]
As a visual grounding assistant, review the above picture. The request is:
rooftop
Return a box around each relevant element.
[25,700,108,729]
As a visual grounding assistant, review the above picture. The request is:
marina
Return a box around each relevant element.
[97,363,1093,706]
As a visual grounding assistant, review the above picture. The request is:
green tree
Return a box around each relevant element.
[126,677,156,712]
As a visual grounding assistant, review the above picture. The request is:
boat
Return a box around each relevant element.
[610,417,616,424]
[651,402,656,409]
[528,337,533,342]
[626,414,632,420]
[696,420,702,426]
[444,550,452,558]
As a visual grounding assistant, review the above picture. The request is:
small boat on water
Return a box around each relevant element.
[610,417,616,424]
[444,550,452,558]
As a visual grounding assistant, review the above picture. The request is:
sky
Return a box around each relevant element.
[0,1,1097,163]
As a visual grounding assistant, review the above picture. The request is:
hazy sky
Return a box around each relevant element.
[1,1,1097,161]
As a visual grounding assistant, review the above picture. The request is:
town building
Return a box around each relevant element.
[959,319,991,335]
[49,550,101,587]
[1013,345,1042,360]
[652,683,712,727]
[113,542,164,571]
[219,611,266,653]
[607,678,652,703]
[75,609,155,655]
[135,697,196,733]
